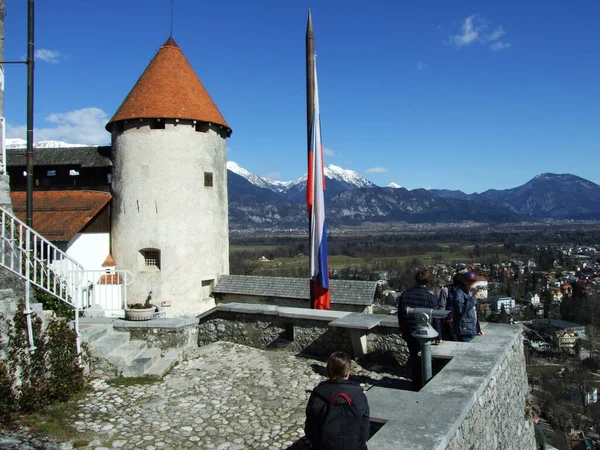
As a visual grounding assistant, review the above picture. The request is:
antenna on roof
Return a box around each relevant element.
[170,0,174,37]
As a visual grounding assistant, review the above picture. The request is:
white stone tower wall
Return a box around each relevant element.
[111,121,229,316]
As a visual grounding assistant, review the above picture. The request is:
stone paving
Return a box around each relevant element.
[1,341,408,450]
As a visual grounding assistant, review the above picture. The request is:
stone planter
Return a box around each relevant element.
[124,308,155,321]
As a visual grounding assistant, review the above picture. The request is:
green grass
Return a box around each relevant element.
[105,376,160,387]
[15,388,93,443]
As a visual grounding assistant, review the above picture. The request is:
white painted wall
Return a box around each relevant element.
[110,120,229,317]
[66,233,110,271]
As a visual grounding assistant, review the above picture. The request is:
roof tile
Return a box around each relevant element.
[106,37,230,132]
[214,275,377,306]
[10,191,111,242]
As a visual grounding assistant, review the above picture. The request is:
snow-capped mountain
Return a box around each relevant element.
[387,182,402,189]
[227,161,375,193]
[226,161,275,190]
[5,138,89,149]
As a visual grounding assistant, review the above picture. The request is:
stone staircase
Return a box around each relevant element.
[79,321,178,379]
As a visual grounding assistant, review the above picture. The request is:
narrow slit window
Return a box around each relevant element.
[204,172,213,187]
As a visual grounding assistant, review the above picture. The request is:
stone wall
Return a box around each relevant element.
[197,311,354,358]
[113,318,200,360]
[444,336,535,450]
[368,326,409,365]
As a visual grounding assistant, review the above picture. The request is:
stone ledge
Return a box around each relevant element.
[330,312,382,330]
[366,323,531,450]
[112,317,198,330]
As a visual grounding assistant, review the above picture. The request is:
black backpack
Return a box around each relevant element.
[316,392,364,450]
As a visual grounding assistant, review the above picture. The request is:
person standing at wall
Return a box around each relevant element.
[453,271,485,342]
[398,268,439,390]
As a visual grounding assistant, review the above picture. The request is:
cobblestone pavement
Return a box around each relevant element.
[2,342,408,450]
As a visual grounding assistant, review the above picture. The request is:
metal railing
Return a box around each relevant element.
[0,206,132,358]
[74,269,133,316]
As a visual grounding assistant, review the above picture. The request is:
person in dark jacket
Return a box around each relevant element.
[305,352,370,450]
[453,271,484,342]
[398,268,439,390]
[437,273,461,342]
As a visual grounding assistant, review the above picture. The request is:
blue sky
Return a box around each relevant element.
[3,0,599,193]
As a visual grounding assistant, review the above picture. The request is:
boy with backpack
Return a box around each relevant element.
[304,352,370,450]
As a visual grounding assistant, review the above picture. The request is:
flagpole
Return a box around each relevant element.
[306,10,315,306]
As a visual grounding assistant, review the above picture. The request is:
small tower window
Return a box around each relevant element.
[204,172,213,187]
[150,119,165,130]
[141,249,161,270]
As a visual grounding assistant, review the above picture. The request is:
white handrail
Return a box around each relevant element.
[0,205,133,359]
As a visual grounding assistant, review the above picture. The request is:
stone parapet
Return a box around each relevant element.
[198,303,535,450]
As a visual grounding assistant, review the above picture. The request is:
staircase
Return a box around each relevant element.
[79,321,178,378]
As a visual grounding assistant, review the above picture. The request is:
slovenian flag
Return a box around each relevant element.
[307,57,330,310]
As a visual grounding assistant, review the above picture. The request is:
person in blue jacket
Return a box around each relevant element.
[453,271,485,342]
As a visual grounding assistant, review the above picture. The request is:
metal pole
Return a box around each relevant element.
[25,0,35,227]
[306,10,315,307]
[306,10,314,148]
[420,340,433,387]
[24,229,35,351]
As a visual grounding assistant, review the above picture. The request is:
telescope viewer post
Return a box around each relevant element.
[405,307,450,387]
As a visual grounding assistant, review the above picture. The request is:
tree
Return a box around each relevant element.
[586,324,600,358]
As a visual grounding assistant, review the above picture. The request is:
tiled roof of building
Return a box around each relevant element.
[214,275,377,306]
[102,254,116,267]
[10,191,111,242]
[6,147,112,168]
[106,37,230,132]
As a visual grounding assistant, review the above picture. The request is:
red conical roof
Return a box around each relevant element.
[106,37,230,132]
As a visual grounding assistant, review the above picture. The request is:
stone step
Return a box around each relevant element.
[79,324,110,344]
[89,331,131,355]
[106,340,147,366]
[144,356,178,379]
[30,302,43,315]
[122,347,162,377]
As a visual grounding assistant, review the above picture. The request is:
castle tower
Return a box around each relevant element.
[106,37,231,316]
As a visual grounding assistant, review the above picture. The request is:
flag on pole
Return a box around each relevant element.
[307,56,330,310]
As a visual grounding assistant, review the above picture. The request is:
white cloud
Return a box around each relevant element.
[447,14,511,51]
[415,60,426,70]
[366,167,389,174]
[490,41,512,51]
[323,147,336,157]
[34,49,61,63]
[7,107,110,145]
[489,26,505,41]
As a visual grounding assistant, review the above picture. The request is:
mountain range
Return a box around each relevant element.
[227,162,600,228]
[7,140,600,228]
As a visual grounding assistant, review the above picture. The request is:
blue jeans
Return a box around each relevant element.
[459,335,474,342]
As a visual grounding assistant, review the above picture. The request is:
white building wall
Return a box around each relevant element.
[111,121,229,317]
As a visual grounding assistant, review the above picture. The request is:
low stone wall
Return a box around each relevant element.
[113,317,200,359]
[444,335,534,450]
[366,323,536,450]
[197,310,354,358]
